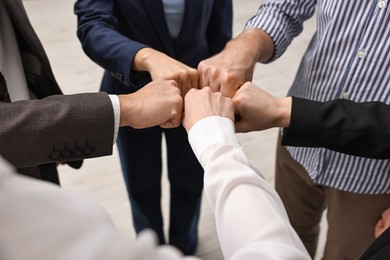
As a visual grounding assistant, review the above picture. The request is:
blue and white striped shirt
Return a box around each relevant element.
[246,0,390,194]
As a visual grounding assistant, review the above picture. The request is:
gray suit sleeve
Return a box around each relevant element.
[0,92,115,167]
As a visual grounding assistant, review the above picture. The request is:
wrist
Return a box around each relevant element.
[133,47,156,72]
[118,95,135,127]
[277,97,292,128]
[233,28,274,63]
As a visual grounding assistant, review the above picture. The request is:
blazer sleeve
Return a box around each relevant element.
[0,156,199,260]
[282,97,390,159]
[74,0,147,87]
[206,0,233,55]
[0,93,115,168]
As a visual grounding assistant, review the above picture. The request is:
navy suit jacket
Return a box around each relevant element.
[75,0,232,93]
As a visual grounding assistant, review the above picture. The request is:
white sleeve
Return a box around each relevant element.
[0,156,199,260]
[188,116,310,260]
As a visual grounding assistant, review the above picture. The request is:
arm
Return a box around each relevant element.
[282,97,390,159]
[0,80,182,168]
[244,0,316,62]
[198,0,315,97]
[75,0,198,96]
[132,48,198,96]
[75,0,145,87]
[0,93,114,167]
[232,83,390,159]
[0,156,199,260]
[198,28,274,98]
[183,88,310,259]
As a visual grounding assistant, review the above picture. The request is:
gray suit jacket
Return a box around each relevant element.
[0,0,115,181]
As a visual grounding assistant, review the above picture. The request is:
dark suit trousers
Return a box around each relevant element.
[117,124,203,255]
[18,163,60,185]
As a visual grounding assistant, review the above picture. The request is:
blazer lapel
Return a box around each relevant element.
[0,72,11,102]
[3,0,49,72]
[2,0,62,97]
[142,0,175,55]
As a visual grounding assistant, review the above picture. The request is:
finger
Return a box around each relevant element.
[181,111,191,133]
[197,61,206,88]
[221,83,241,98]
[159,108,182,129]
[198,69,203,89]
[192,70,199,90]
[201,75,211,90]
[375,219,385,238]
[180,80,191,98]
[232,94,243,116]
[199,65,213,89]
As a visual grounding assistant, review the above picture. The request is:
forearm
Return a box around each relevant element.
[75,0,147,86]
[245,0,316,61]
[282,97,390,159]
[0,93,114,167]
[226,28,275,64]
[189,116,310,259]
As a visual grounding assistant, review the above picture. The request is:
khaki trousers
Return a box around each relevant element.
[275,135,390,260]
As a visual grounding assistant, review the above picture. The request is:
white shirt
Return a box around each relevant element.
[0,116,310,260]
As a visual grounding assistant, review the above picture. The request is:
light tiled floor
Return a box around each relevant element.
[23,0,326,259]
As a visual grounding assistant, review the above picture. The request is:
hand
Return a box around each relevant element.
[232,82,291,132]
[133,48,198,97]
[119,79,183,129]
[375,207,390,238]
[183,87,234,132]
[197,28,274,98]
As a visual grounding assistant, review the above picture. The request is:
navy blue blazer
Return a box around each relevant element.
[75,0,232,93]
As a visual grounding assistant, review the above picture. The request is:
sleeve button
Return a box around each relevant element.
[50,151,61,160]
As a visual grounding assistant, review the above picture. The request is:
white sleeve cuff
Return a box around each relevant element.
[108,95,120,144]
[188,116,239,161]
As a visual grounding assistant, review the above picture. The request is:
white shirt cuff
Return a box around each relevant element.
[108,94,120,143]
[188,116,239,161]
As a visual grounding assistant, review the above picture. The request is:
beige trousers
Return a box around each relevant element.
[275,136,390,259]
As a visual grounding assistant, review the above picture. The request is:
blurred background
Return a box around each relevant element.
[22,0,324,259]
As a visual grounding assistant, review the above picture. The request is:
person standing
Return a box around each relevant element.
[74,0,232,254]
[0,0,183,185]
[197,0,390,258]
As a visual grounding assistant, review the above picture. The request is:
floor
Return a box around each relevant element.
[23,0,326,259]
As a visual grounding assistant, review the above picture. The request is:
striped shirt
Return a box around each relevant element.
[245,0,390,194]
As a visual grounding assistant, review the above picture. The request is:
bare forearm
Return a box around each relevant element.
[226,28,275,64]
